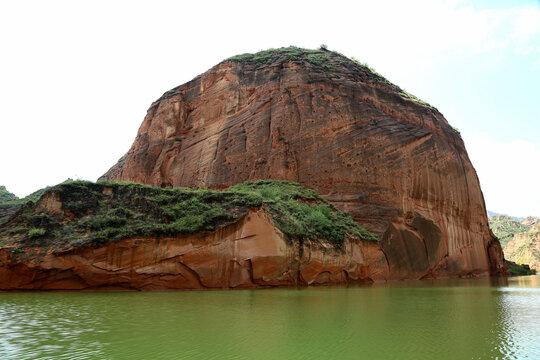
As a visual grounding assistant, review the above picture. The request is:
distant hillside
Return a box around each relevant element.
[0,186,50,224]
[521,216,539,227]
[504,222,540,270]
[490,214,540,270]
[487,210,523,221]
[0,186,18,203]
[489,215,528,248]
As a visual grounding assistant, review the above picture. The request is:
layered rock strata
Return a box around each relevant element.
[0,208,387,291]
[101,47,507,279]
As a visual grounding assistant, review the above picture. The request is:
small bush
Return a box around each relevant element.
[231,193,262,207]
[82,215,127,230]
[259,187,280,202]
[170,215,206,233]
[306,53,328,67]
[28,228,46,239]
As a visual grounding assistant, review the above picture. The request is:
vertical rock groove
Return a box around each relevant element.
[100,49,507,278]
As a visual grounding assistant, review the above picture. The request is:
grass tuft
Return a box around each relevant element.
[28,228,46,239]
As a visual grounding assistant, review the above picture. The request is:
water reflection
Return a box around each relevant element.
[495,276,540,359]
[0,276,538,360]
[0,293,110,359]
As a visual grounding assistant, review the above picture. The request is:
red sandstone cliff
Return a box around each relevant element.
[0,208,387,291]
[101,47,507,279]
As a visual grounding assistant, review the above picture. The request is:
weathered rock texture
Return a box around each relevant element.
[504,220,540,270]
[0,209,387,290]
[98,47,506,279]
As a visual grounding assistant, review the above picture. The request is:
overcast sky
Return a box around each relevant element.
[1,0,539,217]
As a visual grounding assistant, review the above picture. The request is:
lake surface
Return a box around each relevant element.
[0,276,539,360]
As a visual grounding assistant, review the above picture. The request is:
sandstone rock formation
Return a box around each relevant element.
[0,209,387,291]
[0,181,384,290]
[101,47,507,279]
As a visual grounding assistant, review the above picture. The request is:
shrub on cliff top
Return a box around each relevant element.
[222,47,437,109]
[229,180,378,246]
[224,46,390,82]
[161,46,436,109]
[27,228,46,239]
[0,179,377,253]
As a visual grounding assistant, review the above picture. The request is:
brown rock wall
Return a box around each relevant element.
[100,53,506,279]
[0,209,386,291]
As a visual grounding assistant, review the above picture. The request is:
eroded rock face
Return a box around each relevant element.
[504,222,540,270]
[101,49,507,279]
[0,209,387,290]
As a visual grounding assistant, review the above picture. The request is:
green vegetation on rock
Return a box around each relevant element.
[0,186,17,203]
[27,228,46,239]
[229,180,378,246]
[490,214,540,271]
[489,215,528,248]
[222,46,434,108]
[0,186,49,224]
[0,180,377,254]
[507,261,537,276]
[161,46,437,109]
[398,90,433,108]
[226,46,334,69]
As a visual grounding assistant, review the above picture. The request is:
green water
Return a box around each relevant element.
[0,276,539,360]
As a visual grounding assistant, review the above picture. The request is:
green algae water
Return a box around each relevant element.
[0,276,539,360]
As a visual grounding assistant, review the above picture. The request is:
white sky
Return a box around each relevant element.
[0,0,539,217]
